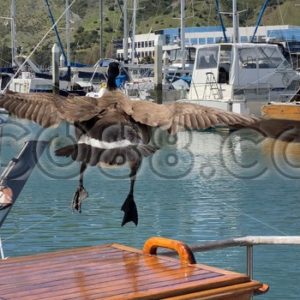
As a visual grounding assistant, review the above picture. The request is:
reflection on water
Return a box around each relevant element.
[0,120,300,299]
[262,138,300,179]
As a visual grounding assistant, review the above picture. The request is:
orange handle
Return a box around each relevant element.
[143,237,196,265]
[254,283,269,295]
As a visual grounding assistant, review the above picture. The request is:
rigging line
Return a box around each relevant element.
[145,0,164,31]
[276,0,292,64]
[0,58,11,64]
[1,0,78,94]
[2,195,106,242]
[2,210,63,241]
[109,5,123,46]
[207,0,213,27]
[221,202,288,236]
[116,0,123,15]
[191,0,195,26]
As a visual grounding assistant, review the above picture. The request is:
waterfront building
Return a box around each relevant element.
[116,25,300,68]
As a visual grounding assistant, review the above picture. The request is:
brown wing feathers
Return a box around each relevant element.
[0,92,62,127]
[128,101,256,134]
[0,91,256,132]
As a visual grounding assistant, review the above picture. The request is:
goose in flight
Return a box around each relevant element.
[0,63,257,226]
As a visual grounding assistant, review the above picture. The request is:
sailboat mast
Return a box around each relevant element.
[180,0,185,70]
[99,0,104,59]
[65,0,71,67]
[10,0,16,66]
[131,0,137,63]
[232,0,239,43]
[123,0,128,62]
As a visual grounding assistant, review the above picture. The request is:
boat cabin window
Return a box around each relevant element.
[239,46,289,69]
[169,47,196,64]
[238,48,257,69]
[257,46,289,69]
[188,47,196,63]
[218,45,232,84]
[196,46,219,69]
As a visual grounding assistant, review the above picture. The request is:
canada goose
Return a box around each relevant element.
[0,64,257,226]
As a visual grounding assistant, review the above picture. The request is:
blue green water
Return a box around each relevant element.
[1,120,300,299]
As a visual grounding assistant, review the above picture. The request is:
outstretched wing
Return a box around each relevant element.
[0,90,257,132]
[0,91,63,127]
[0,91,102,127]
[127,100,257,134]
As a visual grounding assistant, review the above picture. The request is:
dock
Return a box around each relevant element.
[0,237,267,299]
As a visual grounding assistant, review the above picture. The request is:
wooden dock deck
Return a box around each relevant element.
[0,237,267,299]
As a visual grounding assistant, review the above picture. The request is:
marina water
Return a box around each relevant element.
[1,120,300,300]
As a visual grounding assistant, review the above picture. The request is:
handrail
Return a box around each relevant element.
[143,236,196,265]
[186,236,300,252]
[160,236,300,280]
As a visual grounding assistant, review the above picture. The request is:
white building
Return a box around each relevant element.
[116,25,300,63]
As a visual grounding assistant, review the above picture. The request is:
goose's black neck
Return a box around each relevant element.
[107,62,120,91]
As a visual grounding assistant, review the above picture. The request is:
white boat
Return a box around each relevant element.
[184,42,300,116]
[164,45,195,82]
[8,65,107,94]
[179,0,300,116]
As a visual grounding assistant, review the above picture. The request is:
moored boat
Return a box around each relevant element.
[183,42,300,117]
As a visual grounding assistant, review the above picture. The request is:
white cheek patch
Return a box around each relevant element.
[78,135,134,149]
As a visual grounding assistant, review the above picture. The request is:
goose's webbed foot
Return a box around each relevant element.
[121,194,138,226]
[72,185,88,213]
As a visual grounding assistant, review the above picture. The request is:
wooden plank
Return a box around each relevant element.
[164,281,263,300]
[0,267,245,300]
[0,258,201,292]
[1,249,138,275]
[0,244,114,266]
[0,243,261,300]
[0,270,221,300]
[0,260,218,296]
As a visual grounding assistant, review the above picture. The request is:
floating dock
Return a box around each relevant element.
[0,237,267,299]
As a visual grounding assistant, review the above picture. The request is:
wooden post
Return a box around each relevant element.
[52,43,60,94]
[154,35,163,104]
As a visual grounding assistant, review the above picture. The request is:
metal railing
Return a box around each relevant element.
[162,236,300,280]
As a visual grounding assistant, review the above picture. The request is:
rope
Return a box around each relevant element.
[2,210,63,242]
[276,0,293,64]
[1,0,78,94]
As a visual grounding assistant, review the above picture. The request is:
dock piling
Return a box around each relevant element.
[154,36,163,104]
[52,43,60,94]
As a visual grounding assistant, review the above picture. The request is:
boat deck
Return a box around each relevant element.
[0,238,267,299]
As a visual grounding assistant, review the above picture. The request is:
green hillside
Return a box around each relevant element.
[0,0,299,67]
